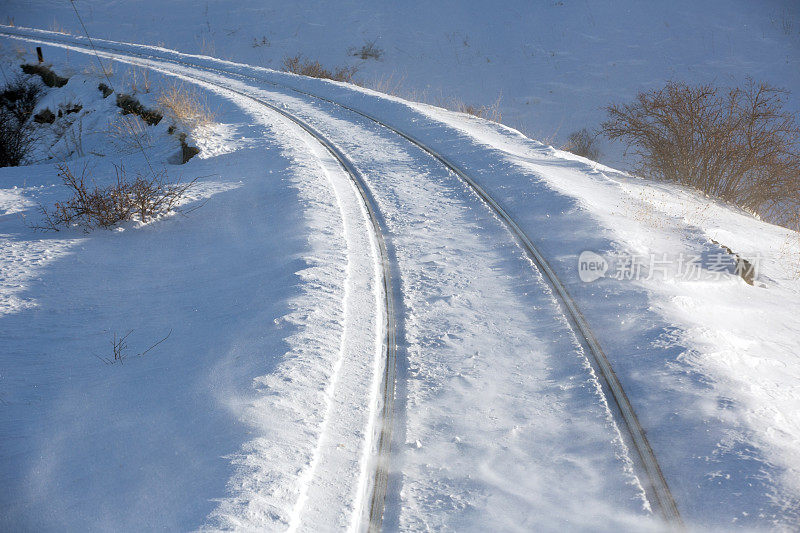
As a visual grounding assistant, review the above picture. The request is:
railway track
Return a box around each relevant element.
[0,27,683,529]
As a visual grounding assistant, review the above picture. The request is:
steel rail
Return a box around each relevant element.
[0,27,682,528]
[0,32,399,531]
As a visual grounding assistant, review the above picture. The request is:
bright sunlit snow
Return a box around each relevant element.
[1,2,799,531]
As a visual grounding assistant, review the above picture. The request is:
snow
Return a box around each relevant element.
[1,3,800,531]
[0,48,385,531]
[1,0,797,167]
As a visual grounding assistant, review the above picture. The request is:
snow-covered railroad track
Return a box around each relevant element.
[166,70,402,533]
[0,30,399,531]
[0,27,680,529]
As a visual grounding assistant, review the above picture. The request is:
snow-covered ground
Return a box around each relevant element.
[1,5,800,532]
[1,0,798,167]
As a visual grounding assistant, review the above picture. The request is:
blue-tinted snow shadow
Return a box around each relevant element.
[302,85,794,527]
[0,146,309,531]
[446,141,790,528]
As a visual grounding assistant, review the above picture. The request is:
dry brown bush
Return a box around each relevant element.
[282,55,360,83]
[157,83,216,129]
[39,163,196,230]
[562,128,601,160]
[603,79,800,227]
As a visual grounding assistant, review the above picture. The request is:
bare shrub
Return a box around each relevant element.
[157,83,215,129]
[603,79,800,227]
[108,115,152,154]
[39,163,196,231]
[349,39,383,60]
[0,75,43,167]
[562,128,601,160]
[96,329,172,365]
[282,55,360,83]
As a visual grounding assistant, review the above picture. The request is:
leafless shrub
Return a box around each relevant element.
[62,115,85,158]
[349,39,384,60]
[108,115,153,154]
[562,128,601,160]
[96,329,172,365]
[157,83,216,129]
[282,55,360,83]
[0,75,43,167]
[603,79,800,227]
[38,163,196,231]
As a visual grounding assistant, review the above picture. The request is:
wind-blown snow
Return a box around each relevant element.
[2,10,800,531]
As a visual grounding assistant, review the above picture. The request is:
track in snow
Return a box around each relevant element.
[0,27,681,529]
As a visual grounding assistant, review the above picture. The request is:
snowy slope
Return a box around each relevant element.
[1,0,798,167]
[1,7,800,532]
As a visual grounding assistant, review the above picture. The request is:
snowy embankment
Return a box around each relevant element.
[2,0,798,167]
[1,26,800,531]
[0,42,385,531]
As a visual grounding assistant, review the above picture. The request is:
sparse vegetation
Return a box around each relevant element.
[98,83,113,98]
[563,128,601,160]
[603,79,800,227]
[0,75,43,167]
[20,63,68,88]
[349,39,384,60]
[365,75,504,123]
[124,67,152,94]
[252,36,270,48]
[108,115,153,154]
[157,83,215,129]
[282,54,360,83]
[438,95,503,123]
[38,163,196,231]
[116,93,163,125]
[96,329,172,365]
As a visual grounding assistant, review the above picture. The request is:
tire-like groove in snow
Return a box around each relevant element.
[0,27,681,529]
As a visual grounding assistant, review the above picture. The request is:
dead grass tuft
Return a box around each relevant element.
[282,55,360,84]
[157,83,216,129]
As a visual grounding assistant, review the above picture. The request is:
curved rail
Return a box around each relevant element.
[210,82,400,533]
[187,73,400,533]
[2,35,400,530]
[0,27,681,528]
